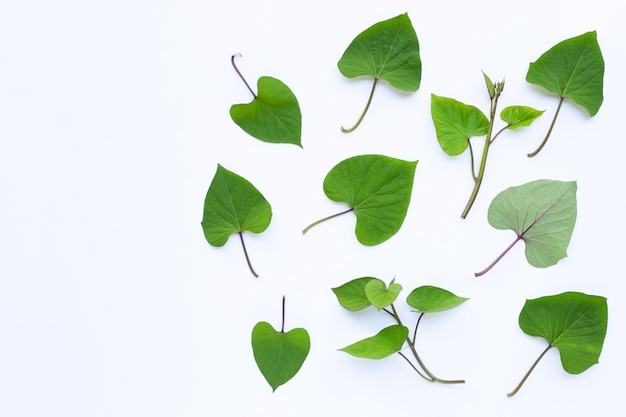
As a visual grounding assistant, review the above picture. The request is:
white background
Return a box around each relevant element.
[1,0,624,415]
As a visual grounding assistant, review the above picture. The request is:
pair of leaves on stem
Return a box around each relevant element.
[333,277,468,383]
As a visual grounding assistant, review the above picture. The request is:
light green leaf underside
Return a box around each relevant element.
[406,286,469,313]
[338,13,421,91]
[339,325,408,359]
[500,106,545,129]
[252,322,311,392]
[365,279,402,310]
[519,292,607,374]
[431,94,489,156]
[332,277,379,311]
[488,179,577,268]
[230,76,302,146]
[526,31,604,116]
[201,164,272,247]
[323,154,418,246]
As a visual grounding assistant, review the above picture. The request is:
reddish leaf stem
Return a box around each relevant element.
[231,53,257,99]
[475,235,522,277]
[238,231,259,278]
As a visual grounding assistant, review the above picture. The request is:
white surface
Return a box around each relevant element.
[0,0,624,415]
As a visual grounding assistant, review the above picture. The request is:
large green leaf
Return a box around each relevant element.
[508,292,607,396]
[304,154,418,245]
[365,279,402,311]
[475,179,577,276]
[431,94,489,156]
[526,31,604,116]
[339,325,408,359]
[230,76,302,147]
[252,322,310,392]
[406,286,469,313]
[332,277,379,311]
[201,164,272,277]
[337,13,421,132]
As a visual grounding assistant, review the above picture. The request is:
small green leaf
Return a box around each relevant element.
[339,325,408,359]
[500,106,545,129]
[406,286,469,313]
[526,31,604,116]
[482,70,495,98]
[508,292,607,396]
[201,164,272,277]
[476,179,577,276]
[332,277,379,311]
[252,322,311,392]
[431,94,489,156]
[304,154,418,245]
[364,279,402,311]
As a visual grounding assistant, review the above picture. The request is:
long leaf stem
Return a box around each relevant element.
[341,78,379,133]
[528,96,565,157]
[474,235,521,277]
[302,208,354,235]
[281,295,286,333]
[238,231,259,278]
[231,53,257,99]
[507,344,552,397]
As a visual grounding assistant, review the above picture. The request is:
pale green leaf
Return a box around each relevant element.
[406,286,469,313]
[500,106,545,129]
[332,277,379,311]
[431,94,489,156]
[339,325,408,359]
[365,279,402,311]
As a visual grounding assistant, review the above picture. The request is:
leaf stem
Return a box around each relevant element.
[238,231,259,278]
[507,344,552,397]
[468,139,478,181]
[281,295,286,333]
[474,235,521,277]
[302,208,354,235]
[341,78,379,133]
[231,53,257,99]
[527,96,564,157]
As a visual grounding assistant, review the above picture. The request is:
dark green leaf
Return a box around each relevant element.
[406,286,469,313]
[431,94,489,156]
[339,325,408,359]
[332,277,379,311]
[365,279,402,311]
[500,106,545,129]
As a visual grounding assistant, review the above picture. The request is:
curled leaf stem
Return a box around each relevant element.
[341,78,379,133]
[507,344,552,397]
[302,208,354,235]
[238,231,259,278]
[231,53,257,99]
[528,96,565,157]
[475,235,522,277]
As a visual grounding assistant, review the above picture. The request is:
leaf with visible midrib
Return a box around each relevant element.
[508,292,607,396]
[406,286,469,313]
[475,179,577,276]
[431,94,489,156]
[339,325,408,359]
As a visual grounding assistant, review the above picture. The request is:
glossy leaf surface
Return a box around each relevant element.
[230,76,302,147]
[526,31,604,116]
[431,94,489,156]
[500,106,545,129]
[406,286,469,313]
[339,325,408,359]
[332,277,378,311]
[519,292,607,374]
[365,279,402,311]
[338,13,421,91]
[322,154,418,245]
[252,322,310,392]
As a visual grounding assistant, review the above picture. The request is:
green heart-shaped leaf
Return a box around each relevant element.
[364,279,402,311]
[406,286,469,313]
[339,325,408,359]
[230,76,302,147]
[332,277,379,311]
[500,106,545,130]
[251,322,310,392]
[431,94,489,156]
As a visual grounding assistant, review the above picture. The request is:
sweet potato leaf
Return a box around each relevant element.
[508,292,608,396]
[339,325,408,359]
[303,154,418,246]
[406,286,469,313]
[365,279,402,311]
[337,13,421,132]
[201,164,272,277]
[500,106,545,130]
[431,94,489,156]
[475,179,577,276]
[332,277,379,311]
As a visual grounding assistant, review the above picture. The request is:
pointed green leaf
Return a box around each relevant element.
[476,179,577,276]
[321,154,418,245]
[519,292,607,374]
[364,279,402,311]
[482,70,495,99]
[406,286,469,313]
[339,325,408,359]
[431,94,489,156]
[230,76,302,147]
[338,13,421,91]
[201,165,272,246]
[500,106,545,129]
[331,277,379,311]
[252,322,310,392]
[526,31,604,116]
